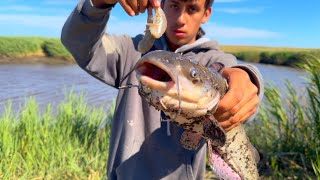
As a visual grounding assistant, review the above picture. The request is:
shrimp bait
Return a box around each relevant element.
[138,7,167,53]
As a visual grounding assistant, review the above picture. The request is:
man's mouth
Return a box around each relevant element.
[173,29,186,37]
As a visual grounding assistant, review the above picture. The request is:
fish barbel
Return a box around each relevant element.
[133,50,260,179]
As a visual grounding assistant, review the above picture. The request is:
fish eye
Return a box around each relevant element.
[190,69,198,78]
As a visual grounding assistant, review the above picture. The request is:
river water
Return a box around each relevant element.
[0,62,307,114]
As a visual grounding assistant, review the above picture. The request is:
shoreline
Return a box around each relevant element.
[0,55,313,69]
[0,56,75,65]
[0,56,297,68]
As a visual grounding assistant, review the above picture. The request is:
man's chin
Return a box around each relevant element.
[166,35,192,49]
[172,39,189,47]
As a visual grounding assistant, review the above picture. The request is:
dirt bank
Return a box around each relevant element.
[0,56,75,65]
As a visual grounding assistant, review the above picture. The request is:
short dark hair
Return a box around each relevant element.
[205,0,214,10]
[197,0,214,39]
[162,0,214,9]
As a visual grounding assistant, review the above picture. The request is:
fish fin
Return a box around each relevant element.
[207,142,241,180]
[209,62,225,74]
[180,131,202,151]
[203,117,226,147]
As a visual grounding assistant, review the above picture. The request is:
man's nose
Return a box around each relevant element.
[176,12,186,25]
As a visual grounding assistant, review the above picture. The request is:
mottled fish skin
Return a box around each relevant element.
[209,125,260,179]
[134,50,259,179]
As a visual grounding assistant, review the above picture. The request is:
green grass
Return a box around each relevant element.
[1,36,320,67]
[0,36,73,60]
[42,39,73,60]
[0,90,113,179]
[221,45,320,67]
[0,37,42,57]
[246,56,320,178]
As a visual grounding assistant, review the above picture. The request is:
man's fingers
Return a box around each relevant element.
[118,0,159,16]
[224,107,257,131]
[215,90,244,121]
[138,0,148,13]
[127,0,139,15]
[215,84,258,121]
[218,95,259,130]
[216,68,254,115]
[215,84,241,115]
[118,0,136,16]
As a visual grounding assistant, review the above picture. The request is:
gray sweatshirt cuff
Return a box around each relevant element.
[77,0,113,20]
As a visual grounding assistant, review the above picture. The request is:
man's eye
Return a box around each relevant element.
[189,7,196,13]
[188,6,199,14]
[170,4,179,9]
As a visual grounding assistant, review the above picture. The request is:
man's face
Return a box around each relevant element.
[162,0,212,51]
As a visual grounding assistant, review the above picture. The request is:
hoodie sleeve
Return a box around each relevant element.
[61,0,141,88]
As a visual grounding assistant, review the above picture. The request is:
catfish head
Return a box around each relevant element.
[135,50,227,119]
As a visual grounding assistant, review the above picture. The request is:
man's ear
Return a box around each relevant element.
[201,7,212,24]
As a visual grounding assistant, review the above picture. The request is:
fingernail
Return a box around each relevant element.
[155,0,160,7]
[130,11,135,16]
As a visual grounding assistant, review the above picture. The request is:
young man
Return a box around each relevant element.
[61,0,264,179]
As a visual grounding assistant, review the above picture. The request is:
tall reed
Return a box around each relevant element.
[0,90,112,179]
[246,56,320,178]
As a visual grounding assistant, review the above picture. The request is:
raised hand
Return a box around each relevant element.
[92,0,160,16]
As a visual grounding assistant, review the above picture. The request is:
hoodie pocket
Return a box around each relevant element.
[116,139,196,180]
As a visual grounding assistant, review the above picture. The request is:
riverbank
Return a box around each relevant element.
[0,56,74,65]
[1,36,319,67]
[0,36,73,64]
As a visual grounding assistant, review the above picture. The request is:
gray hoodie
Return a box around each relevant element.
[61,0,264,179]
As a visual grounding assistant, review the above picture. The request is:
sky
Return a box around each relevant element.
[0,0,319,48]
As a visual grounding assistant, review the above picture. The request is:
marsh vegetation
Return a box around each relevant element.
[247,57,320,179]
[0,91,113,179]
[1,36,320,67]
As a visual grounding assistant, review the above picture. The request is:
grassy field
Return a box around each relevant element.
[0,36,73,62]
[1,36,320,67]
[221,46,320,67]
[221,45,320,67]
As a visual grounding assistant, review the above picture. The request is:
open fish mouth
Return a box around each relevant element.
[136,60,176,92]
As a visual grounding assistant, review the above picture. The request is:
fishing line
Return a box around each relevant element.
[118,64,138,89]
